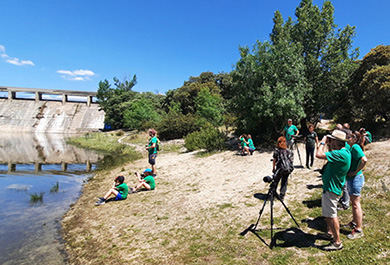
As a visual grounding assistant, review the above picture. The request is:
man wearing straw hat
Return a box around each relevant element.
[316,130,351,251]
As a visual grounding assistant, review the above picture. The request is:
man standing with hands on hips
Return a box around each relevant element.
[316,130,351,251]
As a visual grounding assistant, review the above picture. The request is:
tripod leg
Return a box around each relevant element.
[270,188,275,249]
[277,195,301,228]
[253,188,271,230]
[295,142,302,166]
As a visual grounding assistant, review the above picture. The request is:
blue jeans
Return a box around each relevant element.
[347,174,365,196]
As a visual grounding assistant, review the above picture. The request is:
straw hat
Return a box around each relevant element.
[327,130,348,142]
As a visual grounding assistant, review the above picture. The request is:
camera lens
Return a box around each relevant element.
[263,176,273,183]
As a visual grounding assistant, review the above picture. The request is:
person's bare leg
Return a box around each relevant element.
[350,195,363,231]
[103,188,118,200]
[134,182,151,191]
[327,217,341,244]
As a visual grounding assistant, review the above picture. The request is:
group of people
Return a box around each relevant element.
[238,134,256,155]
[272,119,370,251]
[315,127,368,251]
[95,119,370,252]
[95,128,159,206]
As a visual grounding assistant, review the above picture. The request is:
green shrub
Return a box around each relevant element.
[184,127,227,152]
[158,112,202,140]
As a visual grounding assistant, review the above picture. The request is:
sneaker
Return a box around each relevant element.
[95,198,105,206]
[317,232,334,241]
[337,206,349,211]
[347,229,364,239]
[343,221,357,229]
[321,242,343,251]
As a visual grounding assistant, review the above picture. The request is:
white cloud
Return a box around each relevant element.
[0,44,35,66]
[57,69,96,81]
[6,58,35,66]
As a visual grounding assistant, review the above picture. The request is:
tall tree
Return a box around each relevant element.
[97,75,137,129]
[340,45,390,131]
[231,0,359,140]
[231,40,307,140]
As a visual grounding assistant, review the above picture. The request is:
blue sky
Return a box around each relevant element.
[1,0,389,94]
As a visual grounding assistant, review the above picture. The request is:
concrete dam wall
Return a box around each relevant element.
[0,87,105,134]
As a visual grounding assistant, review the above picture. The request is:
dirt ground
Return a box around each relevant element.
[62,129,390,264]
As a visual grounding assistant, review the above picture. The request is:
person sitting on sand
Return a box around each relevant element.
[95,175,129,206]
[131,168,156,193]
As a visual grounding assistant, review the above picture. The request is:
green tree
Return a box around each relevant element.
[123,93,162,130]
[195,87,223,127]
[341,45,390,132]
[97,75,137,129]
[230,0,359,141]
[231,40,307,140]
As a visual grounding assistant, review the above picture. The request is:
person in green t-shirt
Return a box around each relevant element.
[316,130,351,251]
[283,119,299,150]
[131,168,156,192]
[95,175,129,206]
[359,128,372,145]
[247,134,256,155]
[304,124,318,169]
[345,131,367,240]
[238,134,249,155]
[146,128,158,176]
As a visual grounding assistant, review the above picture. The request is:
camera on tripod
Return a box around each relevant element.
[263,169,279,183]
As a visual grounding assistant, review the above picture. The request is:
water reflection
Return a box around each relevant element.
[0,133,100,265]
[0,133,101,172]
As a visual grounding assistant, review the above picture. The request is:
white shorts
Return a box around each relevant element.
[322,191,340,218]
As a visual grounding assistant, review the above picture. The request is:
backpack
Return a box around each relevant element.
[276,149,294,174]
[156,138,161,151]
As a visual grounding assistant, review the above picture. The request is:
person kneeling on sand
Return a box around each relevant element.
[95,175,129,206]
[131,168,156,193]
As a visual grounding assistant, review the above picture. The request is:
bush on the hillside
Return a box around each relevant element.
[157,112,202,140]
[184,127,227,152]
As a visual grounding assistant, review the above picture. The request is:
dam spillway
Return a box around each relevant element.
[0,86,105,134]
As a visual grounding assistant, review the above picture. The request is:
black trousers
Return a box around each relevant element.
[272,171,290,200]
[306,145,315,167]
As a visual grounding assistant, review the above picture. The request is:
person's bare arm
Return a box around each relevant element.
[316,136,327,159]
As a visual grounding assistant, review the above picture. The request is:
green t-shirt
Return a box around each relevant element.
[322,148,351,195]
[284,125,298,141]
[116,183,129,199]
[240,137,247,148]
[148,136,158,154]
[305,131,318,148]
[347,144,366,180]
[144,175,156,190]
[366,131,372,142]
[248,138,255,149]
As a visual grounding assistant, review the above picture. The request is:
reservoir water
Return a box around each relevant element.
[0,133,101,265]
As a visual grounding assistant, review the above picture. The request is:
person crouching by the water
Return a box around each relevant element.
[95,175,129,206]
[131,168,156,193]
[272,136,294,201]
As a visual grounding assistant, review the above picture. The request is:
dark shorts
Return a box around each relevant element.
[114,192,123,201]
[149,153,157,165]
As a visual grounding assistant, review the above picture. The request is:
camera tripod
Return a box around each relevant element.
[241,172,300,249]
[291,135,303,167]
